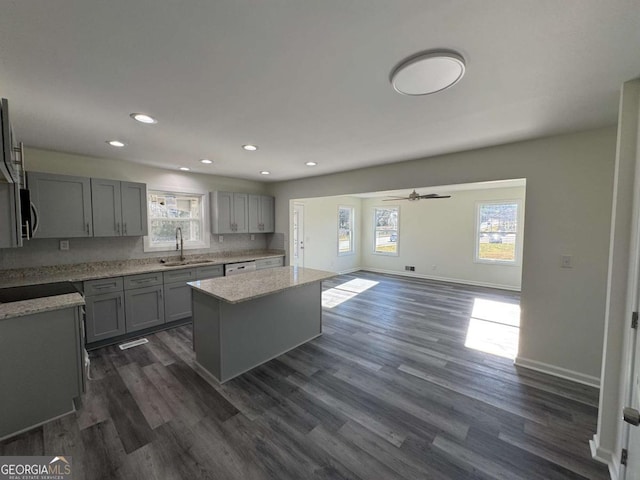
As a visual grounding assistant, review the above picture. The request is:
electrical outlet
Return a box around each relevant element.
[218,235,223,243]
[405,266,415,271]
[432,265,437,271]
[59,240,69,251]
[561,255,573,268]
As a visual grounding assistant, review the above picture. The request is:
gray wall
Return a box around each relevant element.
[269,127,617,384]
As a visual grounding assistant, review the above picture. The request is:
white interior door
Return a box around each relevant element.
[293,203,304,268]
[627,328,640,479]
[623,79,640,480]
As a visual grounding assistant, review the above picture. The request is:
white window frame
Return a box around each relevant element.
[474,199,522,266]
[143,188,211,253]
[373,205,400,256]
[338,205,355,256]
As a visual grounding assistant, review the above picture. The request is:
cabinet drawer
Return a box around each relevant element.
[255,257,284,270]
[124,272,163,290]
[163,268,196,284]
[196,264,223,280]
[84,277,124,296]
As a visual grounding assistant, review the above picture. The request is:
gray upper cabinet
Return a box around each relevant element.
[121,181,148,236]
[248,194,274,233]
[28,172,92,238]
[91,178,147,237]
[211,191,248,234]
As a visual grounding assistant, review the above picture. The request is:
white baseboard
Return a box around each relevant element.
[361,267,521,292]
[515,356,601,388]
[590,434,619,480]
[337,267,363,274]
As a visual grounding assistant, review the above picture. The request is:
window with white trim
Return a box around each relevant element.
[374,206,399,255]
[338,206,354,255]
[144,190,209,252]
[476,201,519,263]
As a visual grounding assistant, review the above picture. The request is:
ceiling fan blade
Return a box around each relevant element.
[383,197,408,201]
[418,194,451,199]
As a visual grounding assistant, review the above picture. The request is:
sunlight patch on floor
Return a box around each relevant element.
[322,278,379,308]
[465,298,520,359]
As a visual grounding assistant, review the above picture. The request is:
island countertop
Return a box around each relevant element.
[188,266,335,304]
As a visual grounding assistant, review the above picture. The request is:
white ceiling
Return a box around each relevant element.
[1,1,639,182]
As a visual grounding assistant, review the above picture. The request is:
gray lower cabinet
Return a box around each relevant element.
[164,281,193,322]
[0,305,83,440]
[125,284,165,333]
[196,264,224,280]
[256,256,284,270]
[85,291,126,343]
[163,268,196,322]
[164,266,224,322]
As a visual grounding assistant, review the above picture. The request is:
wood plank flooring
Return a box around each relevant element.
[1,271,609,480]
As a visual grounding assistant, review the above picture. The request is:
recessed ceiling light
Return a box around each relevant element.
[106,140,126,147]
[243,144,258,151]
[200,159,213,164]
[130,113,158,124]
[391,51,465,96]
[179,167,190,171]
[305,161,318,166]
[260,171,270,175]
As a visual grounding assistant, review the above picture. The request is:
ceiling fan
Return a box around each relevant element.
[383,189,451,201]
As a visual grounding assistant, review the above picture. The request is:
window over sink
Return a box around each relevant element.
[143,189,210,252]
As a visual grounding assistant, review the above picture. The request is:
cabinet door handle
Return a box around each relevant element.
[124,223,127,235]
[86,222,91,235]
[117,296,122,307]
[159,289,163,299]
[116,222,121,234]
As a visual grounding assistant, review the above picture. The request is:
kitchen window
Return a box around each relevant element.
[144,189,210,252]
[374,206,399,255]
[475,200,520,264]
[338,206,355,255]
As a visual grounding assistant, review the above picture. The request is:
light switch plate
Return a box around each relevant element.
[561,255,573,268]
[218,235,223,243]
[60,240,69,251]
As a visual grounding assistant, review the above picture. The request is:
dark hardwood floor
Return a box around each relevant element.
[1,271,609,480]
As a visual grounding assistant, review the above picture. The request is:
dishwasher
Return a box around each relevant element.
[224,261,257,276]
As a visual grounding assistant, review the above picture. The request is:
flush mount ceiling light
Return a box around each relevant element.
[390,51,465,96]
[179,167,190,171]
[260,170,270,175]
[106,140,126,147]
[130,113,158,124]
[243,144,258,151]
[200,159,213,164]
[305,161,318,166]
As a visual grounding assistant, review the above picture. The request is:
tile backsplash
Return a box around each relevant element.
[0,233,271,270]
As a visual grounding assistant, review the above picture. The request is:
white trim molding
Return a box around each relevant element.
[362,267,521,292]
[589,434,620,480]
[515,356,601,388]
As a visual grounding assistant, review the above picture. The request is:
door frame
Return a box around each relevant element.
[292,202,304,268]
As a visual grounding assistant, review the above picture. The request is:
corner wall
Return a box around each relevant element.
[290,196,362,273]
[269,127,616,384]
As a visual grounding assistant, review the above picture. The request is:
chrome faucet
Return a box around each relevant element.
[176,227,185,261]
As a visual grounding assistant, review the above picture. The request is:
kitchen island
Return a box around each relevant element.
[188,266,335,383]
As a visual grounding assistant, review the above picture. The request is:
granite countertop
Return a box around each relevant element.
[188,266,335,304]
[0,293,85,321]
[0,250,285,288]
